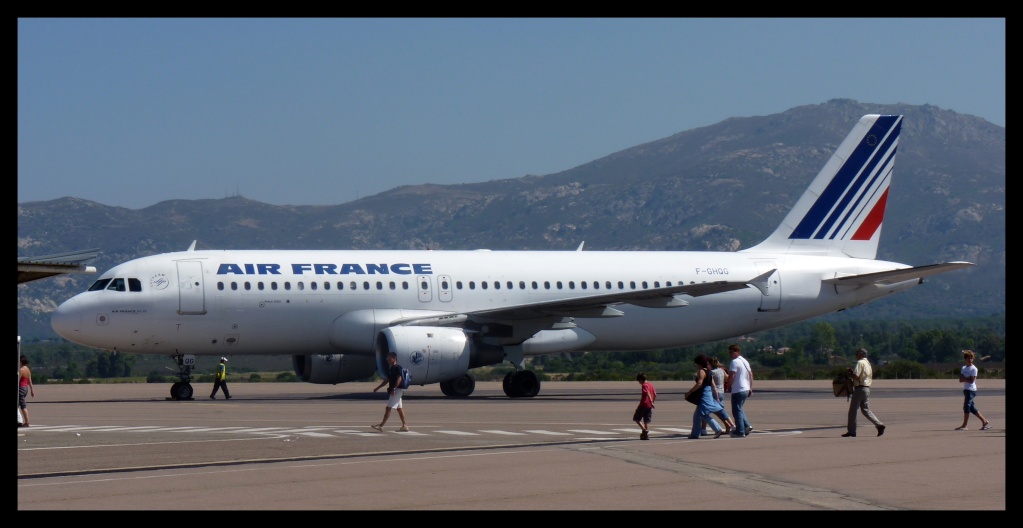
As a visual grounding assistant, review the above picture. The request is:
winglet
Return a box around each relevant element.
[187,240,197,252]
[576,241,585,251]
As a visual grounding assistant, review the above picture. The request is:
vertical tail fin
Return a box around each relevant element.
[744,114,902,259]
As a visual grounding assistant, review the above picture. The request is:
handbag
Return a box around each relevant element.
[685,390,701,405]
[685,368,710,404]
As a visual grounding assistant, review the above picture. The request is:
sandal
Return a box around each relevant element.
[955,426,968,431]
[981,423,992,430]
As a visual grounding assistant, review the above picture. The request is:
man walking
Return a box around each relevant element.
[726,344,754,437]
[372,352,409,432]
[210,357,231,400]
[843,348,885,437]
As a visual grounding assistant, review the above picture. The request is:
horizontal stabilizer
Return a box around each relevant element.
[823,262,975,286]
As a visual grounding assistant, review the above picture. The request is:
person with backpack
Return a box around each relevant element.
[372,351,409,432]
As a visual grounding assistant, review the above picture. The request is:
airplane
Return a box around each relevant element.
[50,114,974,400]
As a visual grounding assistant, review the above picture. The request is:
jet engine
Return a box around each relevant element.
[292,353,377,384]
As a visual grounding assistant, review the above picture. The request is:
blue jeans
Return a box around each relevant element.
[730,390,751,436]
[963,389,980,415]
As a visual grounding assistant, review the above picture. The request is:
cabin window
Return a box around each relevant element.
[654,281,660,288]
[389,281,396,290]
[88,278,112,291]
[245,282,252,291]
[630,281,636,289]
[297,282,305,291]
[323,282,330,290]
[618,281,624,289]
[404,281,411,290]
[271,282,278,291]
[217,282,224,291]
[350,281,358,290]
[544,281,551,289]
[494,281,500,290]
[258,282,265,291]
[556,281,563,289]
[642,281,648,289]
[469,281,476,290]
[107,278,127,292]
[482,282,489,290]
[532,281,538,289]
[456,281,463,289]
[284,282,291,291]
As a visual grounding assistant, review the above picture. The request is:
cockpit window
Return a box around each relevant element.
[88,278,112,291]
[128,278,142,292]
[107,278,127,292]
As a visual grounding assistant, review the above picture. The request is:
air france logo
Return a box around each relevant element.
[149,274,169,290]
[409,350,426,366]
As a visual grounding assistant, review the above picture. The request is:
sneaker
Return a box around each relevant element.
[210,396,215,400]
[745,426,753,435]
[640,431,649,440]
[981,423,992,431]
[397,426,409,432]
[730,432,745,438]
[714,430,724,439]
[955,427,968,431]
[841,432,856,437]
[370,424,383,432]
[876,425,886,437]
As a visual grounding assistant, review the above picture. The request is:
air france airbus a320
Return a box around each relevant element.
[52,115,973,400]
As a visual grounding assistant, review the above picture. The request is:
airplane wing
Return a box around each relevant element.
[18,249,100,284]
[823,262,975,286]
[464,270,773,321]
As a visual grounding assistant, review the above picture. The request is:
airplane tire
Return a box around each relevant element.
[170,382,194,400]
[515,371,540,398]
[439,380,454,396]
[448,373,475,397]
[502,372,515,397]
[505,371,539,398]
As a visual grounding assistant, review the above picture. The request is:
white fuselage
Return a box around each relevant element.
[51,249,917,357]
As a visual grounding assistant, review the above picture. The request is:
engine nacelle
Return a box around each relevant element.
[292,353,377,384]
[375,326,502,385]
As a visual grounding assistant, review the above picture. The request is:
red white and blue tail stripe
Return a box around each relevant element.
[745,115,902,259]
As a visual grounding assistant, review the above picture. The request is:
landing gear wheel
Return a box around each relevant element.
[503,371,540,398]
[449,373,475,397]
[514,370,540,397]
[503,371,515,397]
[170,382,194,400]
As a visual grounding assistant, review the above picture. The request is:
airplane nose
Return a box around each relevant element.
[51,296,82,339]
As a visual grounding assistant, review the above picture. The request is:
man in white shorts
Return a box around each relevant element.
[371,352,409,432]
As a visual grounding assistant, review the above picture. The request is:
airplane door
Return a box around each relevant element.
[417,275,433,303]
[754,260,781,312]
[177,261,207,315]
[437,275,452,302]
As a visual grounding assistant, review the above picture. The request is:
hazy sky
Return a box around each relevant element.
[18,18,1005,210]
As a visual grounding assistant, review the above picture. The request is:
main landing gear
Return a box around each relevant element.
[503,370,540,398]
[168,353,197,400]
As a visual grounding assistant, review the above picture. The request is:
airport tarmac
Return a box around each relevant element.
[17,379,1005,510]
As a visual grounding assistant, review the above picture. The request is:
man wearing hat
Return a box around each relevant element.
[210,357,231,400]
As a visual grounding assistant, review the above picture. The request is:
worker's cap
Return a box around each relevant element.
[220,357,228,362]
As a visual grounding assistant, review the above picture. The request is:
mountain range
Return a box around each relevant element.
[17,99,1005,340]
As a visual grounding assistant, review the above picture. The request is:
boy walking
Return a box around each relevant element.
[633,372,656,440]
[956,350,992,431]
